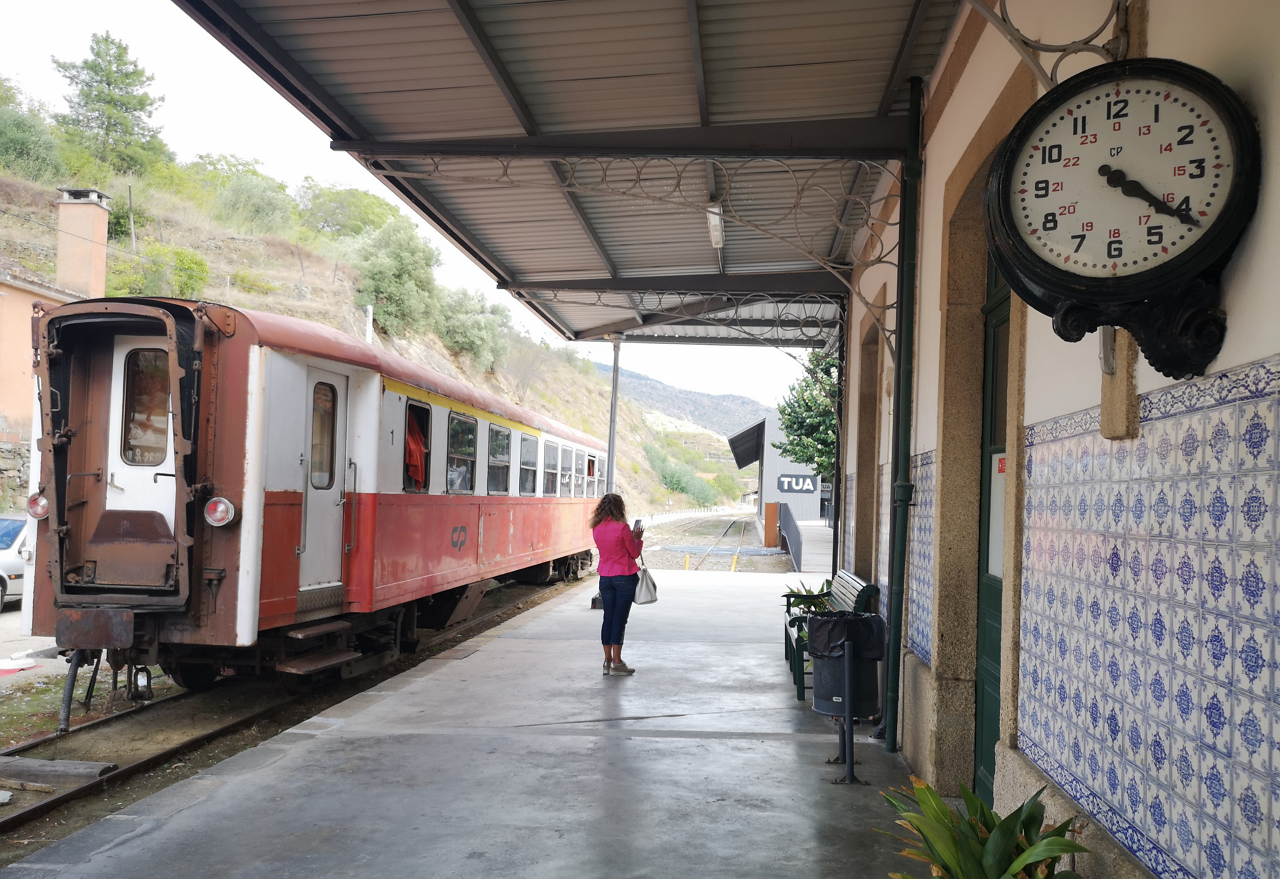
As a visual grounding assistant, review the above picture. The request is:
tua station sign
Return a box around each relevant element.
[776,474,817,493]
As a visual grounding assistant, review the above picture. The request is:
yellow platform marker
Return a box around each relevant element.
[684,554,690,570]
[730,555,739,572]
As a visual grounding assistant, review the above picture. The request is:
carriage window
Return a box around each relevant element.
[574,450,586,497]
[487,425,511,494]
[520,434,538,496]
[310,383,337,489]
[560,446,574,497]
[543,441,559,496]
[447,414,477,492]
[403,403,430,492]
[122,349,169,466]
[586,456,597,498]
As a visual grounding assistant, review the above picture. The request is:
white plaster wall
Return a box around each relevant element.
[1023,309,1104,424]
[1135,0,1280,392]
[916,24,1023,452]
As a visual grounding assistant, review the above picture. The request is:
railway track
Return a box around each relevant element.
[691,515,752,571]
[0,579,570,835]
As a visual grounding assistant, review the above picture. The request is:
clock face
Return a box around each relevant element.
[1009,77,1236,278]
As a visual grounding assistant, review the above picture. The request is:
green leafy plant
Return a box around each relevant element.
[107,241,208,299]
[231,267,277,295]
[881,777,1087,879]
[784,580,831,612]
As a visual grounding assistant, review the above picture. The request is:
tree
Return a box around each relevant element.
[296,178,398,237]
[214,173,295,235]
[353,215,441,336]
[434,287,512,371]
[53,33,170,173]
[0,108,64,182]
[773,351,838,479]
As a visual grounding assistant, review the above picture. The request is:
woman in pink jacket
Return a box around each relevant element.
[591,493,643,676]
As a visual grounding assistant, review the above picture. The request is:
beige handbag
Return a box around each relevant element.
[634,553,657,605]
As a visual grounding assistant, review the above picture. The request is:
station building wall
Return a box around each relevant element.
[841,2,1280,877]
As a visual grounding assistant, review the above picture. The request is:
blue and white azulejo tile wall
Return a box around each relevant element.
[1019,354,1280,879]
[907,451,936,665]
[878,462,891,619]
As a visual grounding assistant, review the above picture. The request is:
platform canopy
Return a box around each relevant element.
[174,0,956,348]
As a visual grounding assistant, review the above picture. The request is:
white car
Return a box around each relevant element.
[0,513,31,609]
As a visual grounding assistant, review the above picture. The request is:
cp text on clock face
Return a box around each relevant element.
[1011,78,1235,279]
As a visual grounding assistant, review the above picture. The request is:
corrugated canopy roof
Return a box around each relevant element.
[174,0,955,347]
[728,417,766,468]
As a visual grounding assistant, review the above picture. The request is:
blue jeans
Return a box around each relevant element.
[599,574,638,646]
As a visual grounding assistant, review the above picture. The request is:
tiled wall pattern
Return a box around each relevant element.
[1019,354,1280,879]
[843,472,856,573]
[907,451,937,665]
[878,462,891,620]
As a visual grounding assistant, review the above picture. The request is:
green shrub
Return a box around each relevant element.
[713,472,740,498]
[644,444,718,505]
[214,173,295,235]
[230,267,276,295]
[353,215,440,336]
[106,199,152,241]
[107,241,208,299]
[434,287,511,371]
[0,108,64,183]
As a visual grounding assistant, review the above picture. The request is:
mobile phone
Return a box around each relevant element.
[633,518,643,530]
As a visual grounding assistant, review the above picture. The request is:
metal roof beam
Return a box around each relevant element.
[443,0,623,291]
[504,271,848,296]
[619,335,828,348]
[573,296,738,341]
[444,0,538,137]
[876,0,933,116]
[173,0,514,285]
[686,0,710,127]
[333,117,909,160]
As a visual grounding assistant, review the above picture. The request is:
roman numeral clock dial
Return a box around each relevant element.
[985,60,1260,379]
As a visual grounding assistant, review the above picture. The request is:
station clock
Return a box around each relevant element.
[985,59,1261,379]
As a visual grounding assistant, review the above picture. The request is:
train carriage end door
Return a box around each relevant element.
[298,368,348,613]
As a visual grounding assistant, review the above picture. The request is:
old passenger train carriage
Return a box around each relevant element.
[25,298,603,688]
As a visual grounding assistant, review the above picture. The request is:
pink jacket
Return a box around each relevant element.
[593,519,643,576]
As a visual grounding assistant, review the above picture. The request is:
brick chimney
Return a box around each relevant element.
[56,187,110,299]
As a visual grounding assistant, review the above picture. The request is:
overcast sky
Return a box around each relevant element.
[2,1,808,407]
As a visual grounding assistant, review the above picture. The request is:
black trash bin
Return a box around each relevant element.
[806,612,885,719]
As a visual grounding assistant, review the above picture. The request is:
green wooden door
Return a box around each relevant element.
[974,260,1010,804]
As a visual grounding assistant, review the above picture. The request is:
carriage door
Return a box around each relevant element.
[98,336,179,587]
[298,368,348,611]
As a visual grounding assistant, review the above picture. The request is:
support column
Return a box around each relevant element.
[605,335,622,494]
[885,77,922,753]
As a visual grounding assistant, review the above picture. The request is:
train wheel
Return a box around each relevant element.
[168,663,219,692]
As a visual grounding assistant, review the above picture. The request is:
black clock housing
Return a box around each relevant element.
[984,58,1261,379]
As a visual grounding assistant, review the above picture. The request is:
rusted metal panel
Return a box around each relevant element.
[85,511,177,587]
[55,608,135,649]
[258,491,302,628]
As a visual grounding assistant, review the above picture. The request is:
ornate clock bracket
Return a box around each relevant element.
[1051,276,1227,380]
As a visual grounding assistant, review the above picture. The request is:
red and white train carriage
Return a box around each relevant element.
[25,298,603,688]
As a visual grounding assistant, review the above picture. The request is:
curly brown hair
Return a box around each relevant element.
[589,493,627,529]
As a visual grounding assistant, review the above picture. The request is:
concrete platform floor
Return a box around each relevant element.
[3,571,913,879]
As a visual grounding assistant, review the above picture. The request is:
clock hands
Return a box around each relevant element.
[1098,165,1200,227]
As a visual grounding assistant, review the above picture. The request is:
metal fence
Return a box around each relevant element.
[777,502,803,572]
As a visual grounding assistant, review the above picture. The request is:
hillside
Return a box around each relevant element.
[0,175,757,514]
[596,364,774,438]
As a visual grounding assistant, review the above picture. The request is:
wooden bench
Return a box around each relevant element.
[782,571,879,701]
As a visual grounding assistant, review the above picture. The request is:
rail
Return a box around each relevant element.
[637,505,742,528]
[777,502,803,572]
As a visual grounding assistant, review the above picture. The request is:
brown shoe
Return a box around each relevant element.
[609,661,635,676]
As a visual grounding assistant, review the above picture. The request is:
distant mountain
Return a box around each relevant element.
[596,364,774,438]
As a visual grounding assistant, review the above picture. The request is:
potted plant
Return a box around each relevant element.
[881,776,1088,879]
